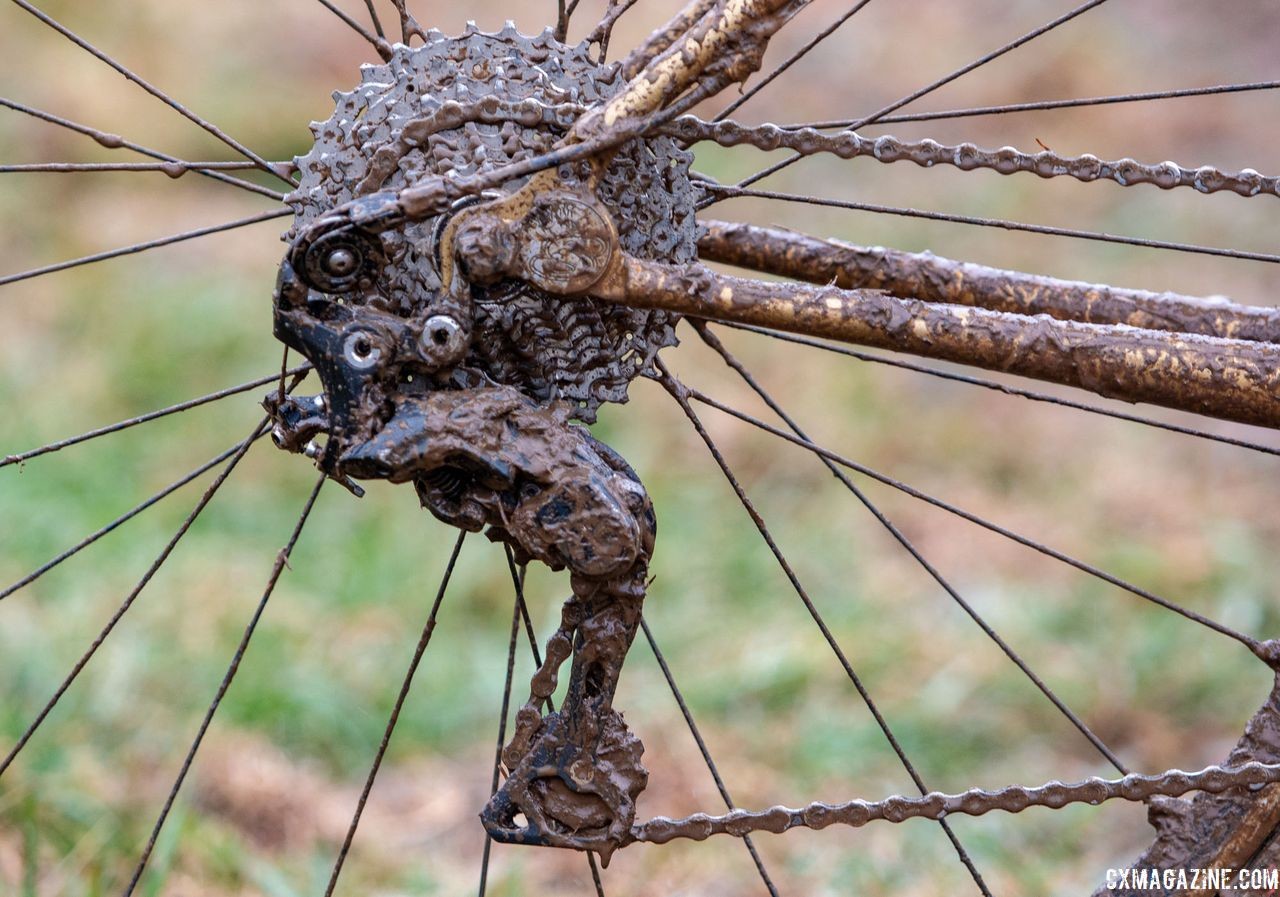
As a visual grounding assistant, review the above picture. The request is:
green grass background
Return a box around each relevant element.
[3,1,1280,894]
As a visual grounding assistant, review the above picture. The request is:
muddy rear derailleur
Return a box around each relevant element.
[268,171,663,857]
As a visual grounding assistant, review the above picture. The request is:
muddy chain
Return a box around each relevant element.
[629,761,1280,845]
[272,19,1280,866]
[661,117,1280,199]
[325,94,1280,201]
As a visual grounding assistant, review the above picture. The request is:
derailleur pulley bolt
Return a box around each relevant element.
[418,314,468,367]
[324,247,358,277]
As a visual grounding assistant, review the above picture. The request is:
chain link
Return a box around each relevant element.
[663,116,1280,199]
[376,96,1280,201]
[630,761,1280,844]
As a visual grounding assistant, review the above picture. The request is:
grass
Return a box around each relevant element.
[5,1,1280,895]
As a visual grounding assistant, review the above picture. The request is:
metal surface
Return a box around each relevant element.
[399,149,1280,429]
[339,387,655,857]
[570,0,809,143]
[259,0,1280,875]
[666,115,1280,199]
[1097,671,1280,896]
[630,670,1280,848]
[270,24,698,857]
[285,26,697,422]
[456,199,1280,427]
[11,0,1280,883]
[698,220,1280,342]
[630,761,1280,844]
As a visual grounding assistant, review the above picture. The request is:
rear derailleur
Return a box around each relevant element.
[265,173,661,859]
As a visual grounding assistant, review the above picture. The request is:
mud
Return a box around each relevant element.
[340,385,657,858]
[264,0,1280,871]
[698,220,1280,342]
[1098,670,1280,896]
[589,251,1280,429]
[664,117,1280,200]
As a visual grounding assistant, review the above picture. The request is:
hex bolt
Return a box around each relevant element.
[418,314,468,367]
[324,247,358,277]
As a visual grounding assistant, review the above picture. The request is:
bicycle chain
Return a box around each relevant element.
[662,116,1280,199]
[271,27,703,857]
[272,30,1280,862]
[630,761,1280,844]
[351,96,1280,200]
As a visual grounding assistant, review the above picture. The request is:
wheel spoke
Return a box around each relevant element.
[362,0,385,37]
[0,161,267,173]
[121,471,326,897]
[312,0,392,60]
[8,0,1273,886]
[504,547,545,692]
[477,558,524,897]
[10,0,297,188]
[720,0,1113,193]
[680,384,1273,663]
[1,442,244,602]
[588,852,607,897]
[388,0,426,44]
[853,0,1111,131]
[0,208,292,288]
[700,184,1280,264]
[2,367,310,468]
[694,322,1129,774]
[588,0,642,61]
[498,545,612,888]
[640,618,781,896]
[786,79,1280,128]
[656,362,993,897]
[323,529,467,896]
[714,0,876,121]
[0,97,288,201]
[718,322,1280,459]
[0,416,268,779]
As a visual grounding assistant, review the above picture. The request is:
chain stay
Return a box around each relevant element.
[697,219,1280,343]
[435,153,1280,430]
[270,14,1280,864]
[631,761,1280,845]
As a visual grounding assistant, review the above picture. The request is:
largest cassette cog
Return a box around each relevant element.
[285,24,699,422]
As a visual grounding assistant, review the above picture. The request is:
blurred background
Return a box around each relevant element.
[2,0,1280,894]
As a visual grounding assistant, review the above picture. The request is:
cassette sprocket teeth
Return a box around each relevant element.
[285,24,700,423]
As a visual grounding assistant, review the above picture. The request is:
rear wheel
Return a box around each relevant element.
[4,1,1280,894]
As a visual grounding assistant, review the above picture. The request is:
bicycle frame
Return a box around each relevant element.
[561,0,1280,429]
